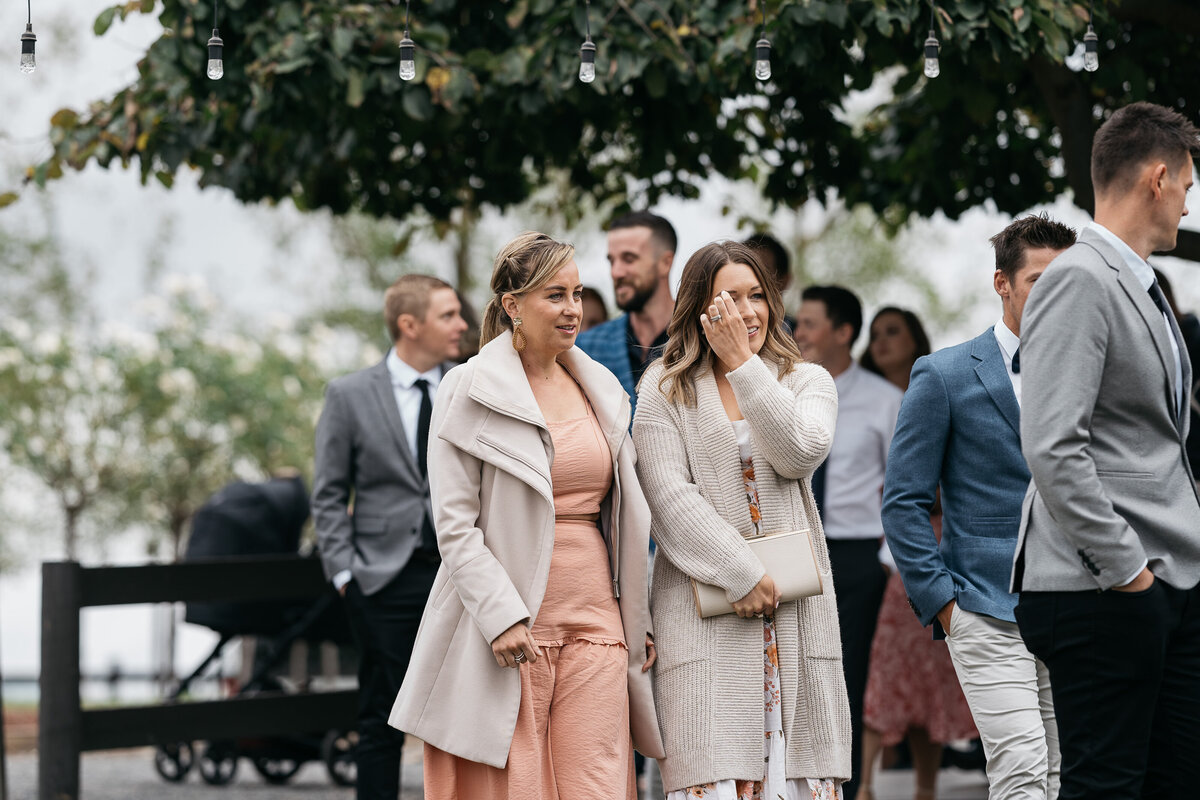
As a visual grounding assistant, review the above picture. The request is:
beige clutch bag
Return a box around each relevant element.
[691,529,824,618]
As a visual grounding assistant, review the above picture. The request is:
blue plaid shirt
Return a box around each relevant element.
[576,315,666,421]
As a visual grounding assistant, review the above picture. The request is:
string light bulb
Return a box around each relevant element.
[206,0,223,80]
[19,0,36,75]
[1083,3,1098,73]
[753,2,771,82]
[923,3,940,79]
[399,0,415,80]
[579,0,595,83]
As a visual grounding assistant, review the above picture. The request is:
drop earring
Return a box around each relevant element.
[512,318,527,352]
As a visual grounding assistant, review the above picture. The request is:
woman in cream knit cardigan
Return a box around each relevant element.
[633,241,852,798]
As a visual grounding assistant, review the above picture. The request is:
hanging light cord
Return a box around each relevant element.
[404,0,411,38]
[1089,0,1094,25]
[212,0,219,29]
[585,0,592,41]
[929,1,936,31]
[760,1,766,39]
[27,0,32,25]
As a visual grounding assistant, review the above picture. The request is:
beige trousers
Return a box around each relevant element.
[945,605,1061,800]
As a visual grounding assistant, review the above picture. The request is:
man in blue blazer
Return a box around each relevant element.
[576,211,676,417]
[883,214,1075,799]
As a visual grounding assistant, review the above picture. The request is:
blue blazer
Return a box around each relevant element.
[576,315,639,414]
[882,328,1030,635]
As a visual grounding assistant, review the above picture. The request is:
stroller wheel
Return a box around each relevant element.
[321,730,357,787]
[154,742,194,782]
[253,756,303,785]
[199,740,239,785]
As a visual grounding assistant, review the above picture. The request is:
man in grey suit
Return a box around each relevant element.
[1012,102,1200,798]
[885,214,1074,799]
[313,274,468,800]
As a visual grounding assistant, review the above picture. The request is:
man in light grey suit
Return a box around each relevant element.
[313,274,467,800]
[1012,102,1200,799]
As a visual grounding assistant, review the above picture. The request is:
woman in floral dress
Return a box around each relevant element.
[634,241,851,800]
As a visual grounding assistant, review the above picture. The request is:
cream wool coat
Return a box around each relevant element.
[389,332,665,768]
[633,354,852,792]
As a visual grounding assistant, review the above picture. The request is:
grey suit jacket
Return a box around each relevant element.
[312,358,448,596]
[1012,227,1200,592]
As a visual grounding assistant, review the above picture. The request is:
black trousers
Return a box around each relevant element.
[343,554,439,800]
[1016,580,1200,800]
[827,538,888,799]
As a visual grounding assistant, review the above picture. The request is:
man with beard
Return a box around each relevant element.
[576,211,677,416]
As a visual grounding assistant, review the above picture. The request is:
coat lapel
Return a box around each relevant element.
[447,334,554,502]
[369,359,421,483]
[970,330,1021,437]
[1080,230,1181,423]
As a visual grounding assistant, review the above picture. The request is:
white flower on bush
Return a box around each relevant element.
[156,367,198,396]
[6,319,32,341]
[32,331,61,356]
[0,347,21,369]
[282,376,302,397]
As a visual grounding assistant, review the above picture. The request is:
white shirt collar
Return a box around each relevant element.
[386,347,441,389]
[1088,222,1155,291]
[993,318,1020,359]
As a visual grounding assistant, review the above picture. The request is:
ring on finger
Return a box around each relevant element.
[513,651,527,664]
[709,313,723,323]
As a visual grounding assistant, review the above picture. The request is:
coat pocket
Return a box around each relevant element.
[799,572,843,661]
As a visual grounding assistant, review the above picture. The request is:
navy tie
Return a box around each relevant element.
[1011,346,1020,374]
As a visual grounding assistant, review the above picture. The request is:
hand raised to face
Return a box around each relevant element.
[701,290,757,372]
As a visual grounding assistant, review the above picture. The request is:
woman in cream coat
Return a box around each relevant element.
[634,241,851,798]
[390,232,663,799]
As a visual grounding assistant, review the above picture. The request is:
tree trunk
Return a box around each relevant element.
[62,506,80,562]
[454,200,477,291]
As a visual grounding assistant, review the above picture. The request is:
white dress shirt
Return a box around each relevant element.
[823,363,904,542]
[333,349,443,591]
[993,319,1022,408]
[386,347,444,462]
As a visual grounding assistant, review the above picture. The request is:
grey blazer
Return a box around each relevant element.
[1012,227,1200,592]
[313,358,449,596]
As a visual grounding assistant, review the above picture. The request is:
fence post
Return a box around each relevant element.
[39,562,82,800]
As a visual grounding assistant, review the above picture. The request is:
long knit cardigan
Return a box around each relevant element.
[633,354,852,792]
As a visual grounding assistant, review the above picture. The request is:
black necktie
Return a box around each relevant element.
[1149,280,1171,317]
[1011,346,1020,374]
[1148,281,1184,421]
[414,378,432,478]
[413,378,440,555]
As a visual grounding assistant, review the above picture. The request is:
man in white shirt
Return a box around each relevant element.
[313,274,468,800]
[794,285,903,799]
[884,214,1075,799]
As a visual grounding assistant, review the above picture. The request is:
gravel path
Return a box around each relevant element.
[5,748,989,800]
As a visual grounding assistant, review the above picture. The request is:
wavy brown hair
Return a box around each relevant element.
[654,241,803,406]
[479,232,576,347]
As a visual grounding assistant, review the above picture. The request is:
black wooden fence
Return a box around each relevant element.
[39,556,357,800]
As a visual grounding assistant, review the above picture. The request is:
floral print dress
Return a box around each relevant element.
[666,420,841,800]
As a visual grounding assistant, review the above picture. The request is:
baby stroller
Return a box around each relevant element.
[152,474,357,787]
